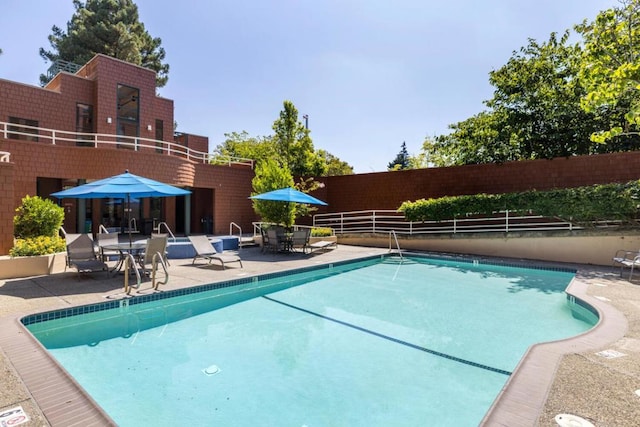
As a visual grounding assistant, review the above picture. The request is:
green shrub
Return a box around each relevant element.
[398,180,640,226]
[13,195,65,238]
[311,227,334,237]
[11,195,66,256]
[10,236,66,257]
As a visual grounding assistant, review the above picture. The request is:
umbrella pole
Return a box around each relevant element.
[127,194,132,247]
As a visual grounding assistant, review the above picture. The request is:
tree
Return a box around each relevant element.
[387,142,410,170]
[251,159,296,226]
[418,27,629,166]
[577,0,640,143]
[212,131,276,165]
[317,149,354,176]
[39,0,169,87]
[272,101,326,177]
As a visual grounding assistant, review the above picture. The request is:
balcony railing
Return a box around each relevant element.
[0,121,254,168]
[313,209,597,236]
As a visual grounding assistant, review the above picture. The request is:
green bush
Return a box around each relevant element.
[11,195,66,256]
[311,227,334,237]
[398,180,640,226]
[14,195,65,238]
[10,235,66,257]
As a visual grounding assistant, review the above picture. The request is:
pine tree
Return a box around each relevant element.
[39,0,169,87]
[388,142,410,170]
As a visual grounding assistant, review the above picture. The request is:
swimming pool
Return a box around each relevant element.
[23,255,597,426]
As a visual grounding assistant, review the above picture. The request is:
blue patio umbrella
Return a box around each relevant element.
[249,187,327,205]
[52,170,191,244]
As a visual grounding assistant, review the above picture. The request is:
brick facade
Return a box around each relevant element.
[321,152,640,212]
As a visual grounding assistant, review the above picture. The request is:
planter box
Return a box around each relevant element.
[0,252,67,279]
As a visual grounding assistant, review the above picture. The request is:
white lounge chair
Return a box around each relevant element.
[308,239,337,253]
[612,249,640,280]
[188,235,243,269]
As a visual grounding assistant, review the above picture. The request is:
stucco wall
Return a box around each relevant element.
[339,230,640,267]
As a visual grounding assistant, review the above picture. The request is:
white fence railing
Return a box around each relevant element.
[313,209,590,235]
[0,121,254,168]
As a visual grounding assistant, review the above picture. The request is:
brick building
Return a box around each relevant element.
[0,54,257,255]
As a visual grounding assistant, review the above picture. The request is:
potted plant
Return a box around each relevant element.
[0,196,67,279]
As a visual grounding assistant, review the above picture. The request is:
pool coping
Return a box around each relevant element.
[0,252,627,426]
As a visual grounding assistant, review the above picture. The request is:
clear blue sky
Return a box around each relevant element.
[0,0,618,173]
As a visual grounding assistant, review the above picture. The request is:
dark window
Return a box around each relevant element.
[8,117,39,142]
[155,119,164,153]
[75,103,94,146]
[117,84,139,149]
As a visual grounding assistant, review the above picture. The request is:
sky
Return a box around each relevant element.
[0,0,619,173]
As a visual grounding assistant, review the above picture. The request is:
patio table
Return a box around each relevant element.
[102,242,146,274]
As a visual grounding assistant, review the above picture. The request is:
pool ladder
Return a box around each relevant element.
[388,230,404,260]
[123,252,169,295]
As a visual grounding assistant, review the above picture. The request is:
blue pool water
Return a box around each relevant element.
[25,256,597,426]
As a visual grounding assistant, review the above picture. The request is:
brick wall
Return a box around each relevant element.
[323,151,640,211]
[0,160,14,254]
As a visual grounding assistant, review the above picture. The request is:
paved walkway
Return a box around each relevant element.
[0,245,638,426]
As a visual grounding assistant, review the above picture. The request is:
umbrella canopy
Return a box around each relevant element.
[249,187,327,205]
[51,171,190,199]
[51,170,191,243]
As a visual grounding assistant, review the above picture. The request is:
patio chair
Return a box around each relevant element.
[265,228,281,253]
[65,233,107,275]
[188,235,243,269]
[97,232,120,262]
[290,228,311,253]
[137,235,168,276]
[612,249,640,280]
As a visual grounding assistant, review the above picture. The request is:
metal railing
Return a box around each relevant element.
[0,121,254,168]
[155,222,176,241]
[313,209,587,236]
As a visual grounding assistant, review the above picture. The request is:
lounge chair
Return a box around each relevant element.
[188,235,243,269]
[65,233,107,275]
[308,239,337,253]
[137,236,168,276]
[612,249,640,280]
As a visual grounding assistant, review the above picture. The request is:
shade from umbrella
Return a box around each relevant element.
[51,170,191,244]
[249,187,327,205]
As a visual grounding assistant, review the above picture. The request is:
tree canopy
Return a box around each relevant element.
[417,1,640,166]
[577,0,640,142]
[272,101,326,177]
[39,0,169,87]
[212,102,352,177]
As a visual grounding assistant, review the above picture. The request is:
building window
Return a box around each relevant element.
[76,103,94,146]
[8,117,39,142]
[155,119,164,153]
[117,84,139,149]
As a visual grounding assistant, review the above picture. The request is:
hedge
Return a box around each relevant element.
[398,180,640,226]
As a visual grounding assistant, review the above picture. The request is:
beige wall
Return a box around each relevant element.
[339,231,640,267]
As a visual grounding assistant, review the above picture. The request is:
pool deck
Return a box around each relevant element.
[0,245,638,426]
